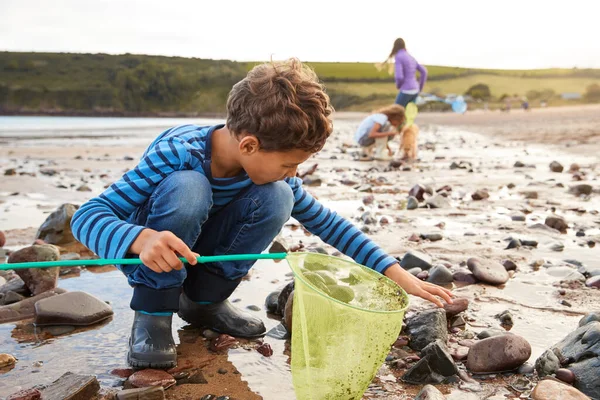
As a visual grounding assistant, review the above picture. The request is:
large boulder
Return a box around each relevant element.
[535,322,600,399]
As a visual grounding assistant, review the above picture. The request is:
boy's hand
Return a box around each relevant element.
[131,228,199,273]
[384,263,453,308]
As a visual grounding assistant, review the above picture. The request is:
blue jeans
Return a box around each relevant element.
[123,170,294,312]
[395,92,418,108]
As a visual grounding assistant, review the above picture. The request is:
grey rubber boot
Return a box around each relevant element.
[127,311,177,369]
[178,292,266,338]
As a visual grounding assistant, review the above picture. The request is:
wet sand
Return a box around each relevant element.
[0,107,599,399]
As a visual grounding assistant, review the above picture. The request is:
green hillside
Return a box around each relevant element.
[1,52,599,115]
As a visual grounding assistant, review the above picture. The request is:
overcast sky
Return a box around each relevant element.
[1,0,599,69]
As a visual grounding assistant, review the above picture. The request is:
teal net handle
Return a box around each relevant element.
[0,252,288,270]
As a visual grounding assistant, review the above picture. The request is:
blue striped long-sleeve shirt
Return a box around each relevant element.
[71,124,398,274]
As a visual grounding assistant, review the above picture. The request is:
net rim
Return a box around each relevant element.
[286,252,410,315]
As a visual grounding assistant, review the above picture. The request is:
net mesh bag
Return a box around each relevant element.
[286,252,409,400]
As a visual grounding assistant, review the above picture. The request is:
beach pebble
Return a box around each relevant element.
[472,189,490,200]
[283,291,293,331]
[34,291,113,326]
[407,196,419,210]
[427,265,453,285]
[400,251,433,271]
[467,257,509,285]
[549,161,564,173]
[569,184,592,196]
[6,388,42,400]
[116,386,164,400]
[502,260,518,271]
[452,269,478,284]
[8,244,60,295]
[414,384,446,399]
[128,369,176,389]
[444,298,469,317]
[531,379,589,400]
[0,231,5,248]
[0,353,17,368]
[408,184,426,202]
[586,276,600,288]
[545,215,568,233]
[426,194,451,209]
[466,334,531,373]
[555,368,576,384]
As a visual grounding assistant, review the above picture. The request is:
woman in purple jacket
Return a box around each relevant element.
[386,38,428,107]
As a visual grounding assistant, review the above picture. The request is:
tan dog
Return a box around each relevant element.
[395,123,419,160]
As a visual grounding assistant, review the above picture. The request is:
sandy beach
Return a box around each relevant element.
[0,105,599,399]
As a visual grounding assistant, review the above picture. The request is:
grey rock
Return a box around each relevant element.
[535,349,562,377]
[407,267,422,276]
[406,309,448,351]
[0,291,25,305]
[400,251,433,271]
[452,269,478,284]
[265,291,280,314]
[427,265,454,285]
[496,310,514,327]
[477,329,505,339]
[467,257,509,285]
[579,312,600,327]
[421,233,443,242]
[529,223,561,234]
[0,288,66,323]
[407,196,419,210]
[422,339,458,377]
[34,291,113,326]
[569,356,600,398]
[427,194,451,209]
[35,203,80,245]
[0,276,28,296]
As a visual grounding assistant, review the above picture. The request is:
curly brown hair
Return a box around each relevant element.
[226,58,334,153]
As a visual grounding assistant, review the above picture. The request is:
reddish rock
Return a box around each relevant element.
[8,244,60,295]
[256,343,273,357]
[0,231,6,248]
[555,368,576,384]
[6,388,42,400]
[128,369,176,389]
[209,334,238,352]
[444,298,469,317]
[409,184,426,202]
[111,368,135,378]
[467,334,531,373]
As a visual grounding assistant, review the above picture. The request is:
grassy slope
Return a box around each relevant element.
[1,52,599,113]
